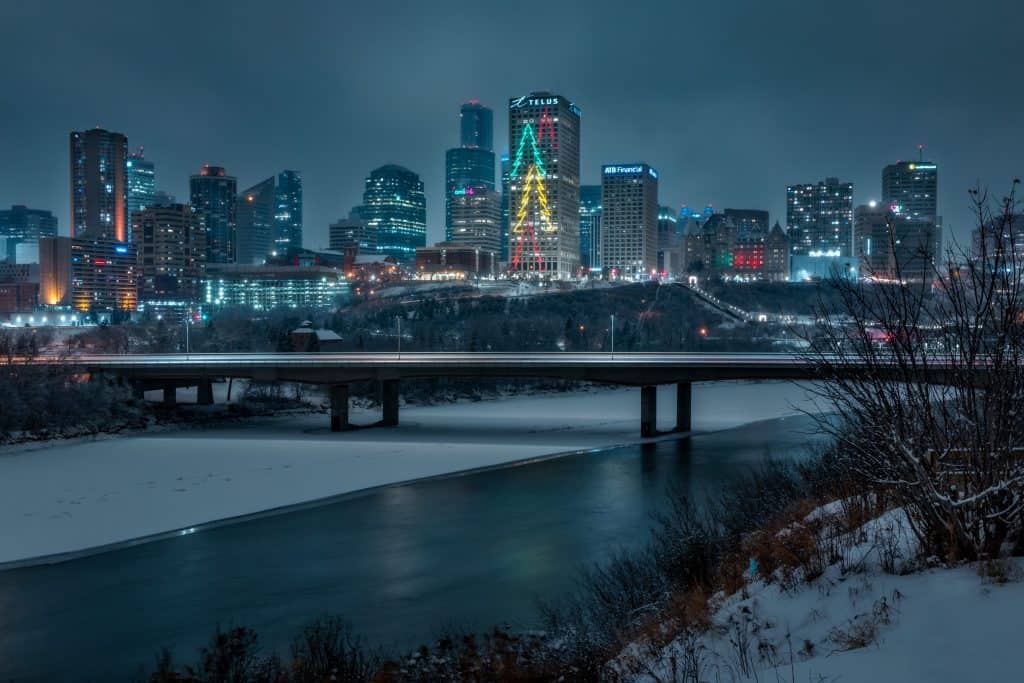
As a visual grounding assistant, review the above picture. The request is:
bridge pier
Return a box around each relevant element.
[197,379,214,405]
[330,384,350,432]
[676,381,692,432]
[641,385,657,438]
[641,382,692,437]
[131,380,145,400]
[381,379,399,427]
[162,384,176,407]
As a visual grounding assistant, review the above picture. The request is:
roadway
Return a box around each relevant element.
[48,352,821,386]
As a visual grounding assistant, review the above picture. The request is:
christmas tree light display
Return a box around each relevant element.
[509,118,555,272]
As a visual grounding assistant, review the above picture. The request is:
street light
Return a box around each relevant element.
[184,307,192,357]
[610,313,615,359]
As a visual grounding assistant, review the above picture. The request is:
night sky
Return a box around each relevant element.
[1,1,1021,249]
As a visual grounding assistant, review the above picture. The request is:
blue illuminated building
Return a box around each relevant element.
[578,185,601,271]
[126,148,155,228]
[274,170,303,251]
[445,101,495,241]
[358,165,427,262]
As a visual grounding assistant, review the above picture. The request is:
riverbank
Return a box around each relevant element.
[0,381,819,567]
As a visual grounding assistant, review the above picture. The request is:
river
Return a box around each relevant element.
[0,413,822,681]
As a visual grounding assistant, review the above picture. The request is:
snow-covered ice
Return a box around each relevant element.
[0,381,817,566]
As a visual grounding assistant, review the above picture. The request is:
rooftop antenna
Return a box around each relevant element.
[917,143,924,162]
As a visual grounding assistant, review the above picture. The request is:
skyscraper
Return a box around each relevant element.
[126,148,156,226]
[189,165,237,264]
[445,102,496,240]
[578,185,602,272]
[600,164,659,279]
[882,160,938,224]
[236,177,276,265]
[460,100,493,149]
[0,205,58,262]
[274,170,303,251]
[70,127,128,241]
[883,158,940,261]
[134,203,205,303]
[507,92,581,278]
[786,178,854,256]
[359,165,427,261]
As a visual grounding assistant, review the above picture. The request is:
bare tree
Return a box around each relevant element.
[807,183,1024,560]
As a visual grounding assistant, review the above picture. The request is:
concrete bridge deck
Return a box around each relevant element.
[48,352,826,437]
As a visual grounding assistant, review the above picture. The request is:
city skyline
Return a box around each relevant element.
[2,1,1022,252]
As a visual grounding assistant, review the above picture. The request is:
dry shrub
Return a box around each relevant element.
[826,596,893,653]
[744,499,830,588]
[978,557,1024,585]
[375,627,591,682]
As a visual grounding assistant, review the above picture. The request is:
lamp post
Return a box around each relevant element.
[397,316,402,359]
[610,313,615,359]
[184,307,192,358]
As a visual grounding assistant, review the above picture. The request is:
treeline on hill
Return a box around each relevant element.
[323,283,764,353]
[127,283,778,356]
[0,328,144,441]
[702,280,848,316]
[0,325,311,444]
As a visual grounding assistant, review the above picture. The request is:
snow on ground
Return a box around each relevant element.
[623,508,1024,683]
[641,560,1024,683]
[0,381,817,566]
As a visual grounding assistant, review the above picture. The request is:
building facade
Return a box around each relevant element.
[415,242,496,278]
[126,148,156,225]
[69,238,137,312]
[724,209,769,240]
[786,178,854,257]
[0,205,58,262]
[70,128,128,241]
[763,222,790,282]
[500,152,510,262]
[579,185,602,272]
[448,185,501,254]
[600,164,659,279]
[445,148,496,238]
[882,159,940,262]
[236,177,276,265]
[189,165,237,264]
[855,203,936,282]
[358,165,427,262]
[328,217,375,255]
[203,264,348,310]
[656,205,681,276]
[882,160,938,224]
[507,92,581,278]
[274,170,303,251]
[134,203,205,303]
[39,237,72,306]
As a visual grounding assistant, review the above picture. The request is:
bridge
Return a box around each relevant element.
[55,352,824,437]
